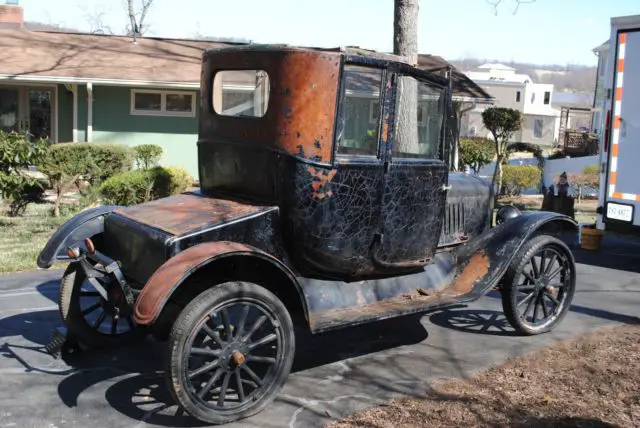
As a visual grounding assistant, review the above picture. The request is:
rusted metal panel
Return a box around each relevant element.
[450,251,489,293]
[199,48,342,164]
[133,241,264,325]
[300,211,576,333]
[114,193,275,237]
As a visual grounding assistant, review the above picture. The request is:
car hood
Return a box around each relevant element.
[113,192,276,237]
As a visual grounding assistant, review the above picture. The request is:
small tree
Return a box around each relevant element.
[568,164,599,204]
[482,107,523,198]
[133,144,163,169]
[0,131,49,216]
[459,137,495,174]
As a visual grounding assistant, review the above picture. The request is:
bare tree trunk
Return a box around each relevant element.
[393,0,420,155]
[127,0,154,37]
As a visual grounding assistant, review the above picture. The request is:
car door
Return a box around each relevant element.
[285,63,390,277]
[372,71,449,268]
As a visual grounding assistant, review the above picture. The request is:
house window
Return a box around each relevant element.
[544,91,551,105]
[534,119,543,138]
[516,91,521,102]
[531,92,536,103]
[212,70,270,117]
[131,90,196,117]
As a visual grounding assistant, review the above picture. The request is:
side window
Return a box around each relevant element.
[392,75,445,159]
[337,65,384,156]
[212,70,270,117]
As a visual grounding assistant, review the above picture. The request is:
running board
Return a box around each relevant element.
[299,251,486,333]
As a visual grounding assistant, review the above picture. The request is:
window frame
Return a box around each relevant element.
[335,64,386,160]
[130,89,197,118]
[388,72,447,162]
[211,69,271,118]
[543,91,551,105]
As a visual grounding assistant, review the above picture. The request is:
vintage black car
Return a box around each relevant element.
[37,45,578,425]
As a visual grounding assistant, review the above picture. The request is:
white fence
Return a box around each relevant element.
[542,155,599,186]
[472,154,600,195]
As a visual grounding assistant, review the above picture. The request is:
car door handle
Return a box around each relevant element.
[441,184,452,192]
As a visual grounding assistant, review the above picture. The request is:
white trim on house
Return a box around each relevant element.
[130,89,197,118]
[87,82,93,142]
[0,74,200,89]
[72,84,78,142]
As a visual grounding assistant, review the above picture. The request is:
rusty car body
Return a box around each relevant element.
[38,44,578,425]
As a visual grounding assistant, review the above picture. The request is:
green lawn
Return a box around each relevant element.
[0,203,77,274]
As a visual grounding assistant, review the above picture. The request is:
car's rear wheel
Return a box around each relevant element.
[165,281,295,425]
[501,234,576,336]
[59,262,147,348]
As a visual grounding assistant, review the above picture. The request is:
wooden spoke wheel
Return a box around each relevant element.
[501,234,576,335]
[166,281,295,425]
[59,262,147,348]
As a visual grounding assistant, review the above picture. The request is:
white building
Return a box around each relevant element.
[460,63,561,147]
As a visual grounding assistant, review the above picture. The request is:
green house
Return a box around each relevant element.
[0,2,493,178]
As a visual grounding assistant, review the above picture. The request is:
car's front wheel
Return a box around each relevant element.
[165,281,295,425]
[501,234,576,335]
[59,262,147,348]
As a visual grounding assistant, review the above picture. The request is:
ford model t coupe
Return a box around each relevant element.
[38,45,578,424]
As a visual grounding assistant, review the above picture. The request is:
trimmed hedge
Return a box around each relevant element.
[99,166,193,206]
[39,142,134,185]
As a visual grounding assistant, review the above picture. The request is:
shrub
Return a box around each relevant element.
[0,131,49,216]
[134,144,163,169]
[568,164,599,203]
[459,137,495,174]
[547,150,566,160]
[38,142,134,216]
[481,107,524,200]
[502,165,540,196]
[152,166,193,198]
[99,166,193,206]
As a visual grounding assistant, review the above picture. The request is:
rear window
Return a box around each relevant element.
[212,70,270,117]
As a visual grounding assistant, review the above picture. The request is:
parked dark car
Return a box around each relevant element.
[38,45,578,425]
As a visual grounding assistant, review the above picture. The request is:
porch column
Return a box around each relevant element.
[86,82,93,142]
[72,84,78,142]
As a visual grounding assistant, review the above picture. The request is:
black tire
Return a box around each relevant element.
[166,281,295,425]
[501,234,576,336]
[59,262,147,348]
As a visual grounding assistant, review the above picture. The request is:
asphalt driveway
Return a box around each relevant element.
[0,233,638,428]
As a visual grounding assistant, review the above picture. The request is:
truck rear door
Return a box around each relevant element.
[603,28,640,230]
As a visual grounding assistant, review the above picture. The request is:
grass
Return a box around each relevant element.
[328,323,640,428]
[0,202,79,274]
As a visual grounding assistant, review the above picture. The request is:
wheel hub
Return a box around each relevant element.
[219,341,249,370]
[231,351,246,366]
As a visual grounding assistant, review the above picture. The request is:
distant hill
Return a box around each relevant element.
[449,58,597,94]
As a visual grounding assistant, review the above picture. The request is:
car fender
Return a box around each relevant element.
[133,241,304,325]
[452,210,577,301]
[37,205,121,269]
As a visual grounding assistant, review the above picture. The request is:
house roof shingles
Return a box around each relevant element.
[0,28,493,103]
[0,28,233,83]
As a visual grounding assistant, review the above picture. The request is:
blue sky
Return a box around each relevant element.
[18,0,640,66]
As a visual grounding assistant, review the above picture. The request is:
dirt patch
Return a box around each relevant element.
[327,323,640,428]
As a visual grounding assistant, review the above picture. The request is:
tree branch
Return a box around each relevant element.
[486,0,536,15]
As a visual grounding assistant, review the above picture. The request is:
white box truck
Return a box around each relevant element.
[595,14,640,236]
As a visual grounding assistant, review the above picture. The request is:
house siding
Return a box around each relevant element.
[521,114,557,146]
[90,85,200,177]
[57,84,73,142]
